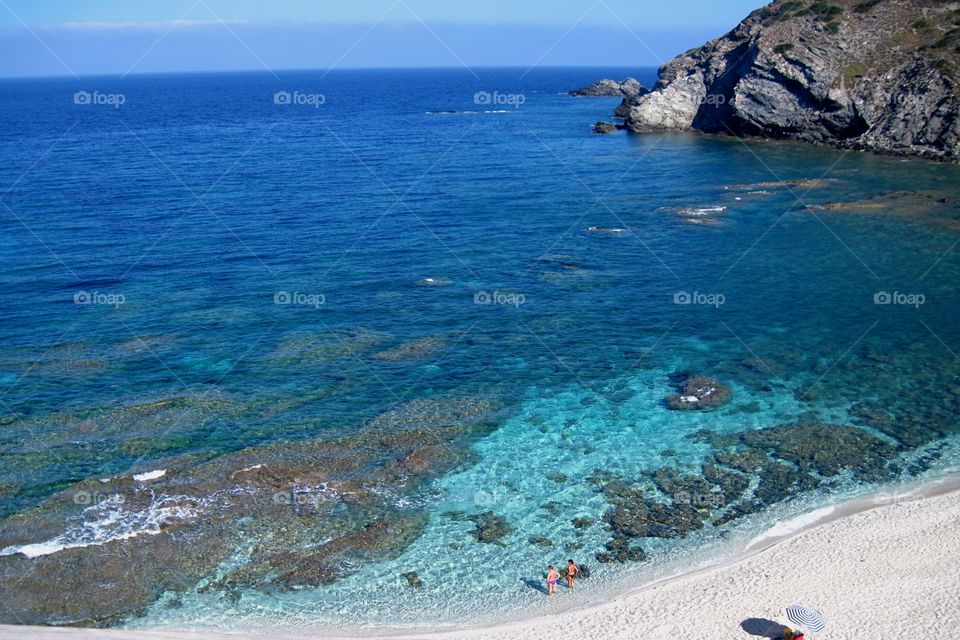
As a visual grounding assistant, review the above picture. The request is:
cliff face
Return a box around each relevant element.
[621,0,960,161]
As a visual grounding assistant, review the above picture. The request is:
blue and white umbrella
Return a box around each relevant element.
[786,604,827,634]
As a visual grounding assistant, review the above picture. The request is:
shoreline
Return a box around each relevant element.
[3,472,959,640]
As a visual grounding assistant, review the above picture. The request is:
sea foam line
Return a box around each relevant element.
[0,494,200,559]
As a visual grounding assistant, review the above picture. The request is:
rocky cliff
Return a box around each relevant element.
[618,0,960,161]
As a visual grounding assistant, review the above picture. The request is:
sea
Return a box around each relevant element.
[0,67,958,631]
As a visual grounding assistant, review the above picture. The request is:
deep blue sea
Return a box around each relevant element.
[0,67,959,631]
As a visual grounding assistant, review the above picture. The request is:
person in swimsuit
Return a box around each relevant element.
[546,565,560,595]
[566,559,578,590]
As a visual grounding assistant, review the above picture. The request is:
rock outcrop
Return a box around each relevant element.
[615,0,960,161]
[593,121,619,134]
[571,77,648,98]
[665,375,732,411]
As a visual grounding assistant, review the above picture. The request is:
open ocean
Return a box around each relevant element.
[1,67,959,630]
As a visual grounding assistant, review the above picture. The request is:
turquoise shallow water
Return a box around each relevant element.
[126,362,960,631]
[0,67,959,629]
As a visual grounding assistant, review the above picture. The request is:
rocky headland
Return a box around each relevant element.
[605,0,960,161]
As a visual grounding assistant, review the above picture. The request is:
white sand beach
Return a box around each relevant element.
[2,478,959,640]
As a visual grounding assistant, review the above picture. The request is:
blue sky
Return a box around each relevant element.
[0,0,765,77]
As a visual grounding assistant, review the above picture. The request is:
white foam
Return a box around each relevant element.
[0,494,199,559]
[6,540,68,558]
[679,206,727,216]
[133,469,166,482]
[745,505,836,551]
[587,226,626,233]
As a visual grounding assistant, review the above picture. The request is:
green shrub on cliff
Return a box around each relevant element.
[842,62,869,86]
[853,0,883,14]
[807,2,843,19]
[758,1,805,25]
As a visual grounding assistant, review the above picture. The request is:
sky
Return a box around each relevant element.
[0,0,766,78]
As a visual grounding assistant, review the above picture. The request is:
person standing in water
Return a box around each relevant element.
[566,559,578,590]
[546,565,560,595]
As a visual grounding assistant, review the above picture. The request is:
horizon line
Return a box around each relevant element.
[0,63,664,82]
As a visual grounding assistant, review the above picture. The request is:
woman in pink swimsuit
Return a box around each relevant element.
[546,565,560,595]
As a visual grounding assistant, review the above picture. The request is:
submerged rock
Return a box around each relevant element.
[536,254,581,270]
[593,122,618,134]
[528,535,553,548]
[219,515,430,591]
[469,511,511,544]
[1,393,246,515]
[647,467,716,504]
[596,535,647,563]
[705,448,769,473]
[666,375,732,411]
[269,328,388,365]
[805,191,960,230]
[371,335,446,361]
[546,471,568,484]
[908,445,945,476]
[0,526,231,627]
[402,571,423,588]
[740,422,899,480]
[702,464,750,506]
[599,416,905,537]
[753,460,819,507]
[0,396,497,626]
[603,491,710,540]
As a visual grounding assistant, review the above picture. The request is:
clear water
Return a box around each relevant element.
[1,67,959,631]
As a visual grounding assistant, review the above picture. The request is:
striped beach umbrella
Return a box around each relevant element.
[786,604,827,634]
